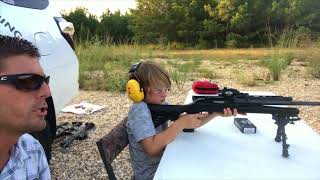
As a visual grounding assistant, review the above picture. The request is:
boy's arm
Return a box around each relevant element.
[140,121,183,156]
[199,108,237,126]
[140,113,208,156]
[140,108,237,156]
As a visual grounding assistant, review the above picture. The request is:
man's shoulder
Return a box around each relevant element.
[3,134,50,180]
[18,133,43,151]
[19,133,40,144]
[20,133,37,141]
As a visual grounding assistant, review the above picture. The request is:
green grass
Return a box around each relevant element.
[306,49,320,78]
[197,68,219,80]
[76,41,146,91]
[261,49,295,81]
[75,41,320,92]
[236,73,258,86]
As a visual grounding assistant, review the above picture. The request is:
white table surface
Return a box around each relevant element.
[154,90,320,179]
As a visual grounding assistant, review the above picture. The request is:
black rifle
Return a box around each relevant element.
[56,122,82,139]
[147,87,320,157]
[60,122,95,148]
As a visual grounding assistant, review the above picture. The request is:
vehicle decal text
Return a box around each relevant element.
[0,15,22,38]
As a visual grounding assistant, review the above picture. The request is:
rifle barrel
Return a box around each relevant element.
[192,96,320,106]
[245,101,320,106]
[148,102,301,128]
[183,103,300,115]
[287,101,320,106]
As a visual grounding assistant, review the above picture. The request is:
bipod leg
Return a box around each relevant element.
[274,124,282,142]
[281,125,289,158]
[273,115,290,158]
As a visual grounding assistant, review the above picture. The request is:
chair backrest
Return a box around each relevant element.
[96,117,129,180]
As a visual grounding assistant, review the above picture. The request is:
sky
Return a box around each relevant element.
[53,0,137,17]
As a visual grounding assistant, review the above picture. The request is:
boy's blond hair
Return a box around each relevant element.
[129,61,171,90]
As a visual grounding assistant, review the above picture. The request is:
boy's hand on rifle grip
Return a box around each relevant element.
[175,108,239,130]
[176,113,209,130]
[224,108,238,116]
[203,107,237,118]
[198,108,239,126]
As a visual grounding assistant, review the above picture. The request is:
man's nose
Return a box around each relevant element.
[38,82,51,98]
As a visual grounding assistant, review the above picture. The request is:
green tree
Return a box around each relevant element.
[62,7,99,42]
[97,10,134,44]
[63,0,320,47]
[131,0,214,46]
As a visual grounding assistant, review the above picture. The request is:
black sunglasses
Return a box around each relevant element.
[0,73,50,91]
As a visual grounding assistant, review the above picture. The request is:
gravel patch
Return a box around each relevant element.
[50,62,320,179]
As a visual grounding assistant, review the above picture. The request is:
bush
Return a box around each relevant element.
[166,42,185,50]
[236,73,258,87]
[167,61,196,90]
[263,52,288,81]
[103,63,128,92]
[168,68,187,91]
[282,52,294,66]
[198,68,218,79]
[225,33,248,48]
[195,38,211,49]
[307,51,320,78]
[277,26,312,48]
[76,41,146,91]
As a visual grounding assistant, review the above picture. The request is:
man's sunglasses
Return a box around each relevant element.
[0,73,50,91]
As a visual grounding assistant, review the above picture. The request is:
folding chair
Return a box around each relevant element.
[96,117,129,180]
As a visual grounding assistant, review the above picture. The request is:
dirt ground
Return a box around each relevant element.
[50,60,320,179]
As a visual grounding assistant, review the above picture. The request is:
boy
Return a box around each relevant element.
[126,61,235,180]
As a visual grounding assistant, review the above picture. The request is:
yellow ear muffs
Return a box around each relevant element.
[126,79,144,102]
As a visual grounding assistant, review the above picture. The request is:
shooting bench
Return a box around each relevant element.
[153,90,320,179]
[96,117,130,180]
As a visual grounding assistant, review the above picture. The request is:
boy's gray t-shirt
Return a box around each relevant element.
[126,101,168,180]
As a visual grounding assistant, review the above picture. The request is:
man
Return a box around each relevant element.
[0,35,51,179]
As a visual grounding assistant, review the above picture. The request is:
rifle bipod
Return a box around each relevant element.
[273,115,300,157]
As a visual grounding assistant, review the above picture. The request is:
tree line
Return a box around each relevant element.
[63,0,320,48]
